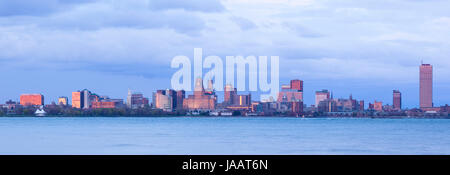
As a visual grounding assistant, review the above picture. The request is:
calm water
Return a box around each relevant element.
[0,117,449,155]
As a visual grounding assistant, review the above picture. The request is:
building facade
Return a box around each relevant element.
[20,94,44,106]
[420,64,433,109]
[183,78,217,110]
[393,90,402,110]
[127,90,149,109]
[374,101,383,112]
[315,90,330,107]
[277,80,303,103]
[58,96,68,106]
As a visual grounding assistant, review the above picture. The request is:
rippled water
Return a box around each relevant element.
[0,117,449,155]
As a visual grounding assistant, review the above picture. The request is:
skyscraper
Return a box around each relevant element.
[224,84,237,105]
[393,90,402,110]
[82,89,91,109]
[420,64,433,109]
[128,90,147,109]
[290,79,303,91]
[315,90,330,107]
[277,79,303,103]
[72,91,82,108]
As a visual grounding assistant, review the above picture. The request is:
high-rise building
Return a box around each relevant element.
[20,94,44,106]
[128,90,149,109]
[315,90,330,107]
[420,64,433,109]
[237,94,251,106]
[393,90,402,110]
[290,79,303,91]
[58,96,68,106]
[277,80,303,103]
[82,89,91,109]
[224,84,237,105]
[183,78,217,110]
[176,90,185,110]
[359,100,364,111]
[153,89,184,111]
[71,89,94,109]
[72,91,82,108]
[154,90,173,111]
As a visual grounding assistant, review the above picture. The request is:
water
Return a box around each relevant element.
[0,117,449,155]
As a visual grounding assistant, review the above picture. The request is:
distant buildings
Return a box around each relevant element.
[223,84,252,108]
[359,100,365,111]
[58,96,68,106]
[127,90,149,109]
[224,84,237,105]
[315,90,330,107]
[20,94,44,106]
[72,89,125,109]
[72,91,82,108]
[277,79,303,102]
[393,90,402,111]
[72,90,92,109]
[91,98,124,109]
[373,101,383,112]
[183,78,217,110]
[420,64,433,109]
[153,90,174,111]
[316,94,361,113]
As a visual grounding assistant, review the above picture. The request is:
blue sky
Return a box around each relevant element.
[1,0,450,108]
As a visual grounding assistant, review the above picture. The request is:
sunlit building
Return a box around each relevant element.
[72,91,82,108]
[58,96,68,106]
[315,90,330,107]
[91,99,124,109]
[20,94,44,106]
[127,90,149,109]
[183,78,217,110]
[277,80,303,103]
[393,90,402,110]
[374,101,383,112]
[420,64,433,109]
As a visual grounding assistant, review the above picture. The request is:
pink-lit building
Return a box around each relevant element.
[290,79,303,91]
[277,80,303,103]
[393,90,402,110]
[315,90,330,107]
[183,78,217,110]
[20,94,44,106]
[373,101,383,112]
[420,64,433,109]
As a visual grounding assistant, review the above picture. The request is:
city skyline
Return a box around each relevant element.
[2,63,445,111]
[1,0,450,108]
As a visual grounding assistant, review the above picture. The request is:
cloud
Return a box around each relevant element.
[0,0,95,16]
[148,0,225,12]
[0,1,210,35]
[230,16,256,30]
[283,22,323,38]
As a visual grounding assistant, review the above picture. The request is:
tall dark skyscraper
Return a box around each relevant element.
[420,64,433,109]
[393,90,402,110]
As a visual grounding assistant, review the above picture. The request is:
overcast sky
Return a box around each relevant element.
[1,0,450,108]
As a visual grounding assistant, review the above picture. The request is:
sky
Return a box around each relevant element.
[1,0,450,108]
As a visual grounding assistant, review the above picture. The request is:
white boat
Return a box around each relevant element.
[245,112,258,116]
[35,106,47,117]
[209,111,220,116]
[220,112,233,116]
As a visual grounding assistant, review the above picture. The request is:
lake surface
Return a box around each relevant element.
[0,117,449,155]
